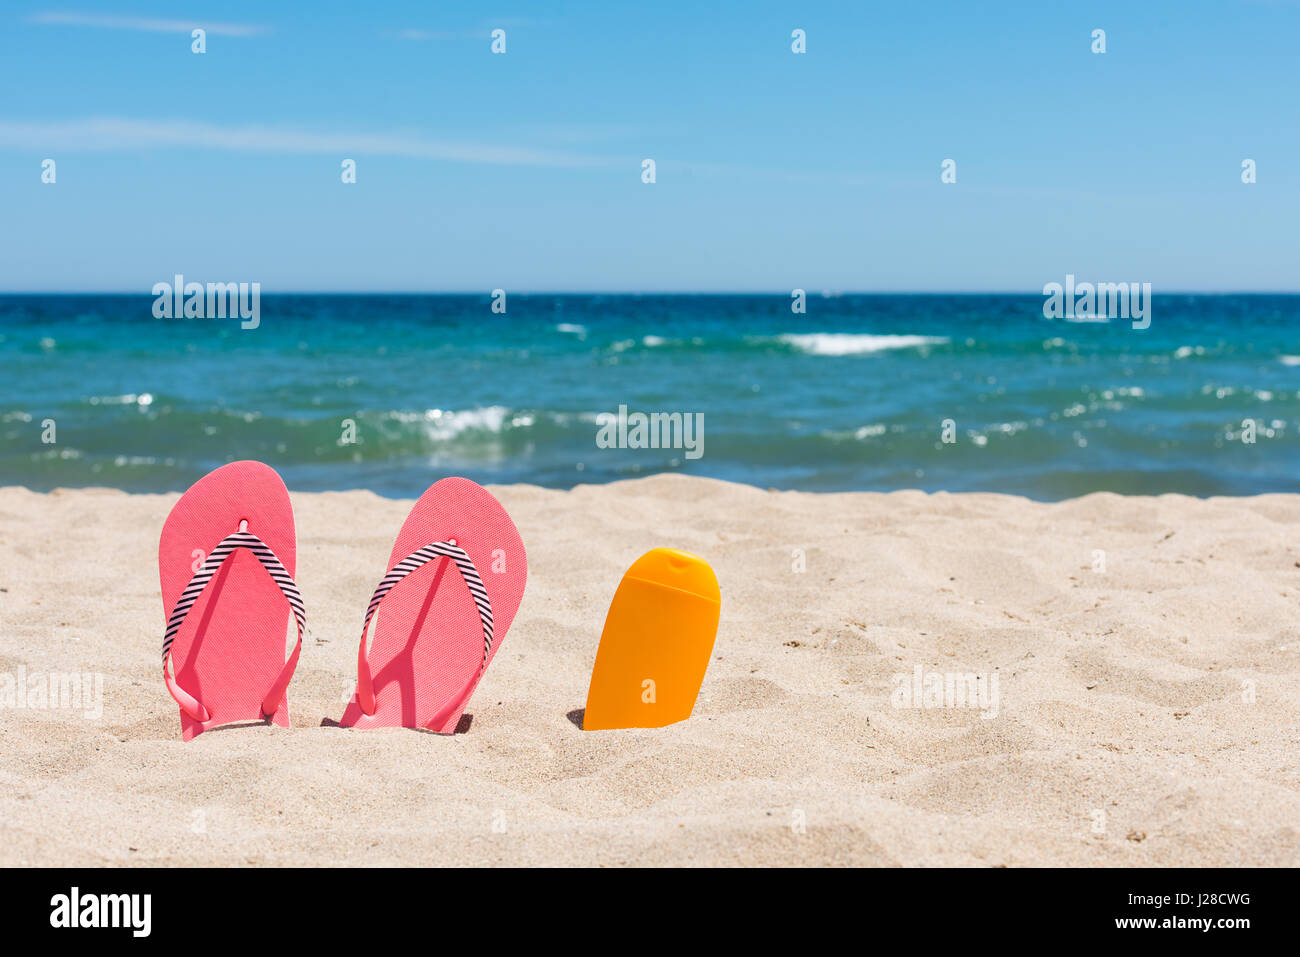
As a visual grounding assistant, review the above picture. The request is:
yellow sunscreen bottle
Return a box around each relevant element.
[583,548,721,730]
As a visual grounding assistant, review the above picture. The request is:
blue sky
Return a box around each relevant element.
[1,1,1297,292]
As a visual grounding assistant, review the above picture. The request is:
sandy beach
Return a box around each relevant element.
[1,475,1297,867]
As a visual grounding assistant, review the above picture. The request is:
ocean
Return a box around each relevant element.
[3,293,1298,499]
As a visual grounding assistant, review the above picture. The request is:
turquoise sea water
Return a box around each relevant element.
[3,293,1299,498]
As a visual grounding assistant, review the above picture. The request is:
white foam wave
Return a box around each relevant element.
[383,406,536,441]
[778,333,948,356]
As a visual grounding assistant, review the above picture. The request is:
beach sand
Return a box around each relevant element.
[1,476,1297,867]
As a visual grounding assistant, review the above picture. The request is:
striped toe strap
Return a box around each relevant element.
[162,529,308,723]
[355,540,494,716]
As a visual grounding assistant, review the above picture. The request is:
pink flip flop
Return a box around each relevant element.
[158,461,307,741]
[338,477,527,733]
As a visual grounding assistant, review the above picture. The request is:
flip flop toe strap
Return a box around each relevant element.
[162,529,307,722]
[355,540,495,716]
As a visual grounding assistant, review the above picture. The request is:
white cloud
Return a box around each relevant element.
[0,116,619,169]
[28,11,269,37]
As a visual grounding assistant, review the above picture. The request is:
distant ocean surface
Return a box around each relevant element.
[3,293,1299,499]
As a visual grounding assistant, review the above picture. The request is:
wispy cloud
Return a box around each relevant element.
[0,116,927,185]
[28,11,269,37]
[0,116,619,169]
[480,17,542,28]
[385,28,454,41]
[385,18,544,40]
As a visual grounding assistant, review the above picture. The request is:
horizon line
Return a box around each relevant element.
[1,289,1299,297]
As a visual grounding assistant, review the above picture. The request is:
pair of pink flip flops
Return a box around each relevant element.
[158,461,527,741]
